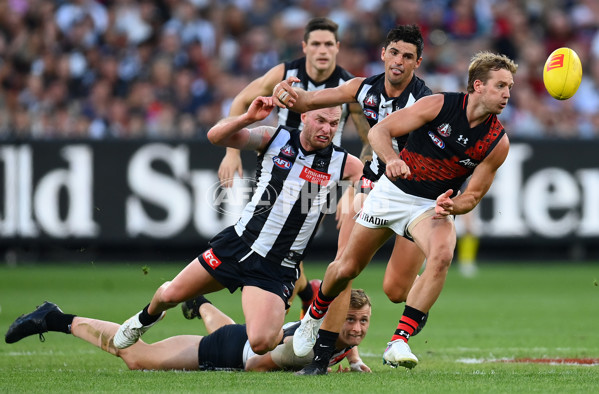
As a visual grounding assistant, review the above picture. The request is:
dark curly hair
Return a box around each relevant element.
[384,24,424,59]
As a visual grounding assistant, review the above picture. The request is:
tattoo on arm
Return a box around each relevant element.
[246,126,275,151]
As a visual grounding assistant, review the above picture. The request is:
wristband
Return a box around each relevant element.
[349,359,367,372]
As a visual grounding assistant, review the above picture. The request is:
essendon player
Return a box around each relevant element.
[295,51,518,371]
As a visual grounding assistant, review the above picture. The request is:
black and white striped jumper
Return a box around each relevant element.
[278,57,354,146]
[234,126,348,269]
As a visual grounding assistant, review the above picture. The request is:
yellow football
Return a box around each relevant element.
[543,47,582,100]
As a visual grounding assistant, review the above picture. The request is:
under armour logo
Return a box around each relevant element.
[457,135,469,146]
[313,307,325,315]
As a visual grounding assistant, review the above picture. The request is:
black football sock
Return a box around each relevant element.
[412,312,428,336]
[391,305,427,343]
[45,311,76,334]
[308,287,336,319]
[312,329,338,367]
[297,281,315,302]
[194,295,212,307]
[138,304,162,326]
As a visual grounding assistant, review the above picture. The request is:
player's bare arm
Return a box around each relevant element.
[347,101,373,163]
[344,347,371,372]
[436,134,510,217]
[342,154,365,185]
[220,64,286,186]
[230,64,286,115]
[274,77,363,112]
[207,97,276,152]
[369,94,443,180]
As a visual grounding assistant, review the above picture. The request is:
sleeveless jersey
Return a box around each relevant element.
[280,57,354,146]
[393,92,506,200]
[234,126,348,268]
[355,73,432,180]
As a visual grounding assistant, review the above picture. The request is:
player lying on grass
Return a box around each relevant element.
[4,289,372,372]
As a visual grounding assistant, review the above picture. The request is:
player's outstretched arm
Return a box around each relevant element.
[219,64,286,187]
[207,97,276,151]
[273,78,363,113]
[345,347,371,372]
[369,94,443,180]
[445,134,510,216]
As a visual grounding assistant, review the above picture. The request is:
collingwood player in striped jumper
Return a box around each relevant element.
[113,96,363,355]
[295,51,517,371]
[218,17,368,187]
[217,17,371,319]
[273,25,433,374]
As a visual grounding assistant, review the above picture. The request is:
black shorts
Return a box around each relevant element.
[198,226,299,309]
[198,324,248,370]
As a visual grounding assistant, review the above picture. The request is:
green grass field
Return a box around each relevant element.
[1,261,598,393]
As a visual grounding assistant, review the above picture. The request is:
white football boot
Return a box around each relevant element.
[113,310,165,349]
[292,312,323,357]
[382,339,419,369]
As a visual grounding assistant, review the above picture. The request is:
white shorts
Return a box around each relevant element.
[356,175,451,238]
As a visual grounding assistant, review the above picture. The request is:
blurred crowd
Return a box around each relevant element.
[0,0,598,140]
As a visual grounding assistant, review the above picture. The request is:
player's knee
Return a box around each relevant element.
[331,259,362,281]
[248,337,274,355]
[157,281,185,305]
[438,249,454,268]
[383,283,409,303]
[427,249,454,274]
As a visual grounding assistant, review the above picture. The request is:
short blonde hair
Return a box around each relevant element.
[467,52,518,93]
[350,289,371,309]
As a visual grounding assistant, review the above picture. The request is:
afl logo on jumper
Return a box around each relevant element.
[273,156,292,169]
[363,109,377,120]
[428,131,445,148]
[280,144,295,157]
[437,123,452,137]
